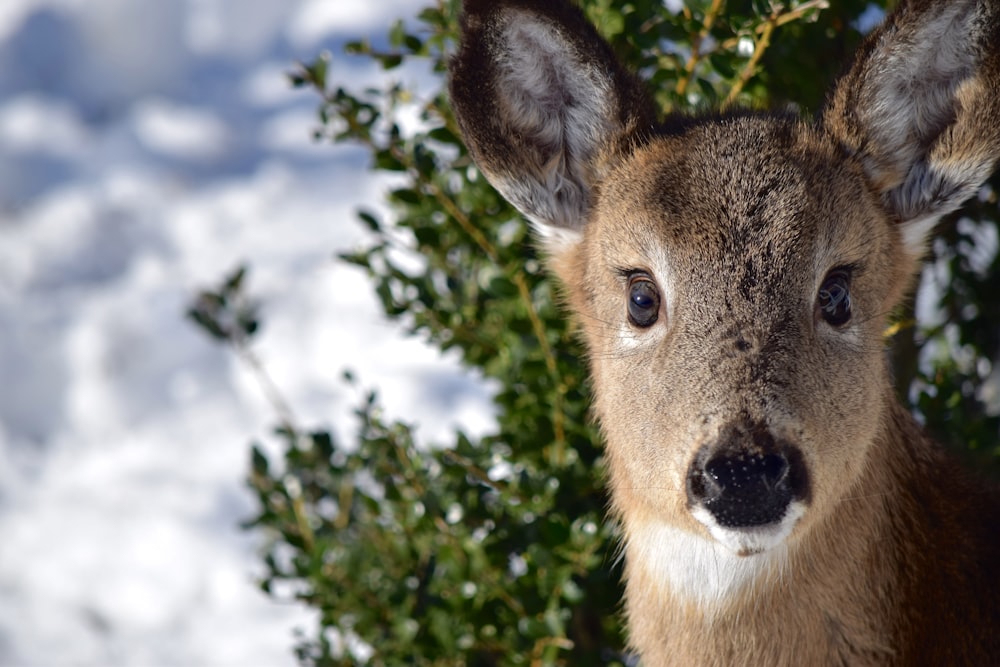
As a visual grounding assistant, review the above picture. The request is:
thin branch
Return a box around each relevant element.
[723,0,830,107]
[717,0,829,51]
[773,0,829,28]
[724,14,776,107]
[234,338,300,436]
[675,0,727,97]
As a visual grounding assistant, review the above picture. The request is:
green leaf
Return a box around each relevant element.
[251,445,270,477]
[377,54,404,70]
[357,210,381,232]
[303,53,330,89]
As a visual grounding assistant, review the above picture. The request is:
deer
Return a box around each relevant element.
[448,0,1000,664]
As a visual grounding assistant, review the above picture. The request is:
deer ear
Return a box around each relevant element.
[823,0,1000,261]
[448,0,654,257]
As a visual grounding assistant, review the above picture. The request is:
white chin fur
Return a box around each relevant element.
[628,503,804,608]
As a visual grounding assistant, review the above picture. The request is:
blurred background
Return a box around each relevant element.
[0,0,497,664]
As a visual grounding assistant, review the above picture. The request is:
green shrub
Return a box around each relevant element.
[189,1,1000,663]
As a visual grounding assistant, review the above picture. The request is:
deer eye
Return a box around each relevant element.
[627,273,660,328]
[817,269,852,327]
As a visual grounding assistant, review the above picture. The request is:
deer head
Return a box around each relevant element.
[449,0,1000,592]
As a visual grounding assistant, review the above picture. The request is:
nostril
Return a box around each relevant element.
[761,453,789,488]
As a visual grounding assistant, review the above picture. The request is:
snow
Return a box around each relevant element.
[0,1,497,665]
[130,98,231,161]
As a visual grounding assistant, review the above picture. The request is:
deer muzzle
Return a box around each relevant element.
[686,426,811,533]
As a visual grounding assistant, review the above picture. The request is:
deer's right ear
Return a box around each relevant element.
[448,0,654,256]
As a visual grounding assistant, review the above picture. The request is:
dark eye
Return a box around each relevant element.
[627,274,661,327]
[817,269,852,327]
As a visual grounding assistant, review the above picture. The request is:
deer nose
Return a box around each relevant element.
[686,442,807,528]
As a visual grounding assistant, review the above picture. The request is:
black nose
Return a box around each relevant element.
[686,435,808,528]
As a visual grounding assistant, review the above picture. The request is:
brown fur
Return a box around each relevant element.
[449,0,1000,664]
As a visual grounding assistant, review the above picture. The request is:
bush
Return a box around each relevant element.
[189,0,1000,663]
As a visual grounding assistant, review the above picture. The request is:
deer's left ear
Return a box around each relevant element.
[448,0,655,257]
[822,0,1000,261]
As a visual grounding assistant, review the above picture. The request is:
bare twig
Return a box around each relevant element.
[676,0,727,97]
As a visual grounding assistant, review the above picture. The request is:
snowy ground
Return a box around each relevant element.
[0,1,497,664]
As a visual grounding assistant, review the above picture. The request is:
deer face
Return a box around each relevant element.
[566,117,904,555]
[449,0,1000,563]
